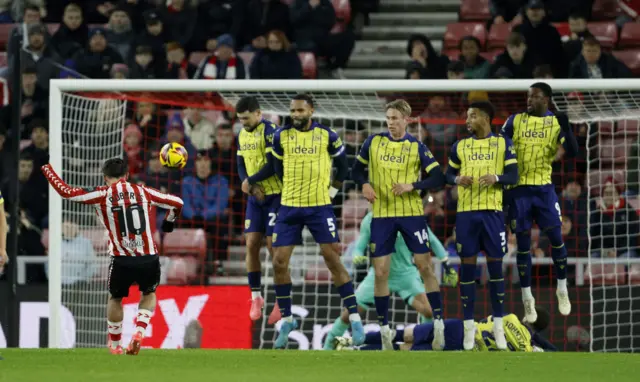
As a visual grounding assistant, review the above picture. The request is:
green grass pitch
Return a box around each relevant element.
[1,349,638,382]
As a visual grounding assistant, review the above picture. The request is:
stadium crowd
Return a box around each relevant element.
[0,0,636,287]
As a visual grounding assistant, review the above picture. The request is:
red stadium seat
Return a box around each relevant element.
[617,119,640,135]
[597,120,615,136]
[487,23,512,50]
[612,50,640,76]
[629,264,640,284]
[585,264,626,285]
[299,52,317,79]
[443,23,486,50]
[598,138,630,164]
[189,51,208,66]
[619,22,640,48]
[163,228,207,283]
[588,22,618,49]
[46,23,59,35]
[460,0,491,21]
[0,24,15,50]
[0,52,6,67]
[592,0,619,21]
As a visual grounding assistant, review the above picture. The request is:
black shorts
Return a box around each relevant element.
[107,256,161,299]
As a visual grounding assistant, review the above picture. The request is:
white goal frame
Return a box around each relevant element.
[48,78,640,349]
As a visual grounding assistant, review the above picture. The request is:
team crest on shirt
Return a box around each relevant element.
[369,243,376,253]
[489,140,498,147]
[511,220,517,230]
[544,117,554,127]
[245,219,251,229]
[457,243,462,253]
[272,233,278,243]
[402,146,410,153]
[313,133,323,141]
[254,132,261,138]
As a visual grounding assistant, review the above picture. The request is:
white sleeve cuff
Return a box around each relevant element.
[329,187,339,199]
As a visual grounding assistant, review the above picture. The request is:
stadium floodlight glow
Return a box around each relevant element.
[49,79,640,351]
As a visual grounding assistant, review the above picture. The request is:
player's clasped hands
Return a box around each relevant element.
[456,176,474,187]
[392,183,414,196]
[362,183,377,203]
[478,174,498,187]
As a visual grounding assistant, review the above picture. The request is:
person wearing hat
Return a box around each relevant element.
[72,27,124,79]
[133,9,169,64]
[194,34,246,79]
[129,45,164,79]
[106,6,134,60]
[513,0,566,77]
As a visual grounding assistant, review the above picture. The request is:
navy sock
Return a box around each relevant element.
[546,226,568,280]
[460,263,476,321]
[365,331,381,345]
[516,232,532,288]
[487,261,505,318]
[426,292,443,320]
[274,283,292,318]
[337,282,358,315]
[248,271,261,293]
[374,295,389,326]
[394,329,404,342]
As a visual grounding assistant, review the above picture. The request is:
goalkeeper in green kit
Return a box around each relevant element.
[323,211,458,350]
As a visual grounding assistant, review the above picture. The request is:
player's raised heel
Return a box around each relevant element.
[126,332,143,355]
[274,319,298,349]
[493,323,507,350]
[432,319,445,351]
[463,320,475,351]
[249,296,265,321]
[523,298,538,323]
[556,289,571,316]
[351,321,365,346]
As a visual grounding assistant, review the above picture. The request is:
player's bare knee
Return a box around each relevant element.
[414,256,434,276]
[272,254,289,274]
[373,264,390,280]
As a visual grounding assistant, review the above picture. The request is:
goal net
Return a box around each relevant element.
[47,79,640,352]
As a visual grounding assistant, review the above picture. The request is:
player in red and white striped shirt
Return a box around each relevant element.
[42,158,183,355]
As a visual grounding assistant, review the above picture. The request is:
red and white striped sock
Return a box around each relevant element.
[135,309,153,336]
[107,321,123,349]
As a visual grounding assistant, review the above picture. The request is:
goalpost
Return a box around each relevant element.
[47,79,640,352]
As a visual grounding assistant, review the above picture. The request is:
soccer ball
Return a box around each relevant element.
[160,142,188,169]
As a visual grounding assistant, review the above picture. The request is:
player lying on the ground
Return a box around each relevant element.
[236,96,282,324]
[42,159,184,355]
[335,306,556,352]
[351,99,447,350]
[446,101,519,350]
[501,82,578,321]
[270,94,364,348]
[323,210,458,350]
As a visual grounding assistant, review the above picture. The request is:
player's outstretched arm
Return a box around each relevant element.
[144,185,184,232]
[555,112,579,158]
[41,164,107,204]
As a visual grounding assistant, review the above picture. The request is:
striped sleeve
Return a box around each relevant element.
[143,185,184,222]
[272,128,284,160]
[418,142,439,173]
[41,164,107,204]
[448,141,461,169]
[327,128,345,158]
[504,137,517,166]
[264,122,277,154]
[356,135,373,164]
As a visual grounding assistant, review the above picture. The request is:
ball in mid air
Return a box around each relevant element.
[160,142,188,169]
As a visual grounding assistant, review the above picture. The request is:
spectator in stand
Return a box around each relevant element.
[569,36,631,79]
[343,121,364,168]
[194,0,243,52]
[162,114,197,172]
[162,0,197,50]
[590,179,639,258]
[50,3,88,60]
[405,34,448,79]
[544,0,592,23]
[490,0,526,25]
[181,152,231,274]
[45,217,98,286]
[139,144,182,196]
[73,28,124,79]
[133,9,169,66]
[117,0,154,33]
[490,32,536,79]
[564,11,592,62]
[240,0,292,51]
[22,119,49,171]
[129,45,164,79]
[13,66,48,128]
[183,108,215,151]
[2,153,47,229]
[459,36,490,79]
[420,95,459,161]
[207,122,237,178]
[122,123,144,180]
[106,6,134,61]
[19,23,61,91]
[86,1,117,24]
[194,34,246,80]
[249,30,303,79]
[514,0,566,78]
[14,208,46,283]
[166,42,197,79]
[132,100,166,142]
[291,0,355,78]
[533,64,553,78]
[447,60,464,79]
[8,5,47,57]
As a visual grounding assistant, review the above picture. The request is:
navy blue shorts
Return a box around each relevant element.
[507,185,562,233]
[244,194,281,236]
[272,205,339,247]
[410,319,464,351]
[455,211,506,258]
[370,216,430,258]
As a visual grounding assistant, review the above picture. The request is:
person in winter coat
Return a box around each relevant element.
[490,32,537,79]
[194,34,246,80]
[569,36,631,79]
[73,28,124,79]
[459,36,490,79]
[405,33,448,79]
[250,30,302,79]
[50,3,88,59]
